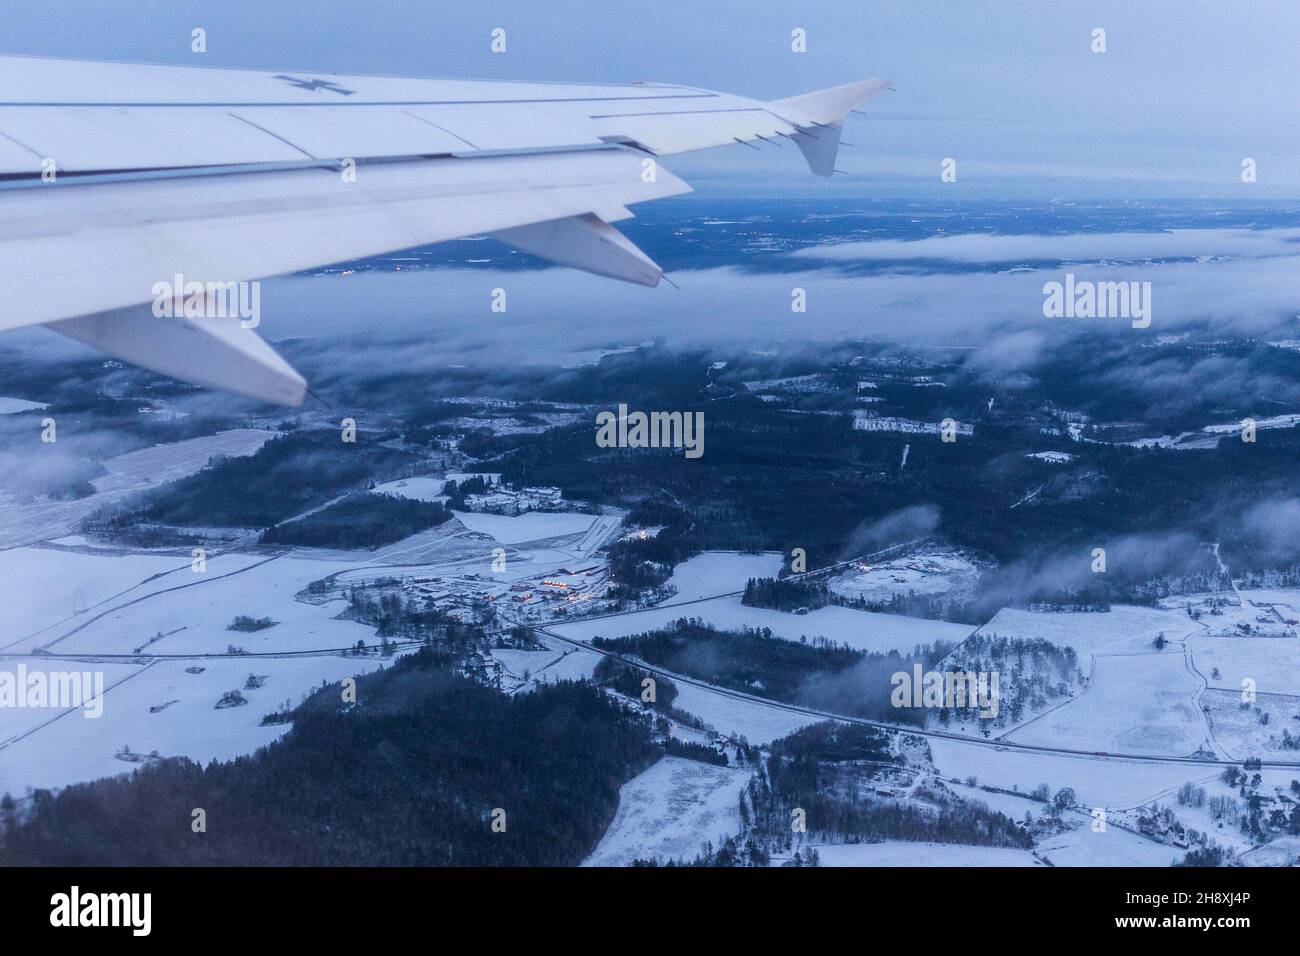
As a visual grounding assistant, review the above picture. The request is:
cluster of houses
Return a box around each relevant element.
[464,485,564,515]
[400,564,609,623]
[1136,811,1192,848]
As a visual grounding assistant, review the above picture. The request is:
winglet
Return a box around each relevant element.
[770,78,892,176]
[772,78,892,126]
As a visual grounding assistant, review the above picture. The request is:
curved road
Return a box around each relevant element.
[9,539,1298,770]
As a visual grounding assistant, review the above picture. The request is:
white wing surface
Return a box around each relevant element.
[0,56,890,404]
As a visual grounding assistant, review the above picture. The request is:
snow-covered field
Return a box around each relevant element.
[370,476,447,502]
[0,653,393,793]
[554,596,972,654]
[792,841,1040,867]
[671,682,819,745]
[1036,824,1181,867]
[1202,690,1300,760]
[0,547,195,649]
[828,551,979,604]
[584,756,750,866]
[494,638,603,691]
[451,510,599,544]
[0,541,402,794]
[2,551,370,657]
[0,397,48,415]
[1007,652,1208,757]
[0,429,275,549]
[662,551,785,602]
[927,737,1219,810]
[976,604,1198,658]
[1187,634,1300,698]
[943,780,1045,820]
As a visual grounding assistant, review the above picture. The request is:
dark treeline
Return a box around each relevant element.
[1,651,659,866]
[663,737,729,766]
[591,656,710,731]
[606,500,699,601]
[641,721,1029,866]
[343,587,481,645]
[261,493,452,549]
[936,634,1085,733]
[590,619,940,725]
[442,475,488,509]
[742,576,831,612]
[451,347,1300,578]
[591,619,862,706]
[753,723,1030,849]
[101,429,421,529]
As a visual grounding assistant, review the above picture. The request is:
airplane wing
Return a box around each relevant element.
[0,55,890,404]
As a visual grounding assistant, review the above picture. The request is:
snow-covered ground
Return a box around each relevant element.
[828,551,979,604]
[494,637,603,692]
[1189,635,1300,697]
[1201,690,1300,760]
[3,552,371,657]
[1239,836,1300,867]
[0,397,48,415]
[451,510,599,544]
[0,653,394,794]
[661,551,785,602]
[670,682,819,745]
[927,737,1220,810]
[0,547,197,650]
[0,428,275,549]
[554,595,972,655]
[583,756,750,866]
[1007,652,1208,757]
[943,780,1046,820]
[790,841,1040,867]
[369,476,447,502]
[1036,823,1181,867]
[976,604,1198,658]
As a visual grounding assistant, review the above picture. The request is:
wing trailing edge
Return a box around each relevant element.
[0,56,893,403]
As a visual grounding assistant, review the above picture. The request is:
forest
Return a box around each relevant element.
[105,428,421,529]
[261,493,452,549]
[0,649,660,866]
[591,619,950,724]
[636,720,1031,866]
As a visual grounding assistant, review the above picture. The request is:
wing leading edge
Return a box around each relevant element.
[0,56,891,404]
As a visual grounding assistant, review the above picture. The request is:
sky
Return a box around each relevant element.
[0,0,1297,197]
[2,1,1299,379]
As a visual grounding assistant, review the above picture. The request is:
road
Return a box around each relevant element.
[10,537,1298,770]
[504,541,1300,770]
[527,618,1300,769]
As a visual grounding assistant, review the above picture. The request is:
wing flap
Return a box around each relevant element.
[493,213,663,287]
[0,107,312,173]
[52,307,307,406]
